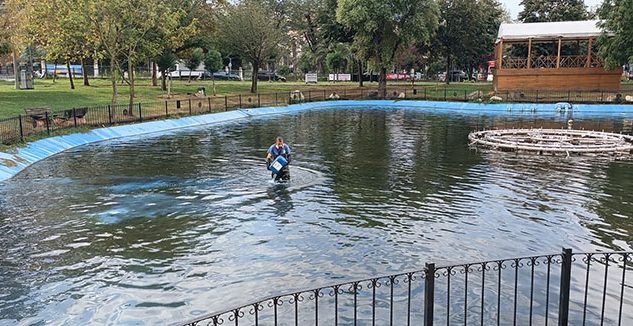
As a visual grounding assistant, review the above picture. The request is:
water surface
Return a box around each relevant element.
[1,107,633,324]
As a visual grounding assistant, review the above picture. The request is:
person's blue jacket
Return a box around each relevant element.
[268,144,291,161]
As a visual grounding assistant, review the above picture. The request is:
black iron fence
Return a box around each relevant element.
[2,87,633,146]
[181,249,631,326]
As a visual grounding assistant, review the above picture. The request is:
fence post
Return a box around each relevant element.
[188,99,192,115]
[165,101,168,117]
[45,111,50,135]
[308,90,312,101]
[323,89,326,100]
[601,91,604,103]
[257,93,261,107]
[108,105,113,125]
[464,90,467,101]
[73,108,77,127]
[225,96,228,111]
[424,88,427,100]
[536,90,539,103]
[558,248,572,326]
[444,87,447,101]
[18,115,23,142]
[567,91,571,102]
[239,95,242,108]
[208,97,212,113]
[138,103,142,122]
[424,263,435,326]
[275,92,278,106]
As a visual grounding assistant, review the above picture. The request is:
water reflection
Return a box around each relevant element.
[0,108,632,324]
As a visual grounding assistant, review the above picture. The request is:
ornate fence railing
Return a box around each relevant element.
[1,87,633,146]
[502,55,601,69]
[502,57,529,69]
[180,249,631,326]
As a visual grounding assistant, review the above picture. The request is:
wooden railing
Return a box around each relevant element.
[501,55,602,69]
[559,55,587,68]
[502,57,529,69]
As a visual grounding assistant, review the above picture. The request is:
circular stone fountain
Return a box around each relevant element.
[468,129,633,156]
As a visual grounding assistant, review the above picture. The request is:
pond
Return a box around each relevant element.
[1,107,632,324]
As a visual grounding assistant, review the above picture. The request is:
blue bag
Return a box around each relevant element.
[269,156,288,174]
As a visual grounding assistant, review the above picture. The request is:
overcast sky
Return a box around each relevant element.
[502,0,603,20]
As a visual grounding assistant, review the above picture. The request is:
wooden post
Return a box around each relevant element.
[497,40,503,68]
[586,38,593,67]
[556,38,562,68]
[527,38,533,69]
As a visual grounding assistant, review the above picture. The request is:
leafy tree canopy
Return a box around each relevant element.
[518,0,589,22]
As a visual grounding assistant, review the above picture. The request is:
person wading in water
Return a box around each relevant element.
[266,136,292,182]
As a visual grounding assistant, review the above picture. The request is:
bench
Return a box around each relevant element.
[52,108,88,127]
[24,108,52,128]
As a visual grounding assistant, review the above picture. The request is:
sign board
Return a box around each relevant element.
[305,73,318,84]
[328,73,351,81]
[386,73,410,81]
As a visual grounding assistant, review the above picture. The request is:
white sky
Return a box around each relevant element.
[502,0,603,20]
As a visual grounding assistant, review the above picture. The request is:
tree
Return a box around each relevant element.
[204,50,223,96]
[337,0,438,97]
[433,0,480,84]
[86,0,196,105]
[28,0,98,89]
[157,48,177,93]
[216,2,283,93]
[326,43,350,81]
[2,0,33,89]
[184,47,204,83]
[298,52,316,74]
[518,0,589,23]
[597,0,633,70]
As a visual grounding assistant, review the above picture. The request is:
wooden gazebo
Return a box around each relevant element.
[494,20,622,92]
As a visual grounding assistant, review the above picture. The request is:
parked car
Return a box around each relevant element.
[436,71,467,82]
[168,70,204,79]
[257,71,286,81]
[207,72,241,80]
[448,70,467,82]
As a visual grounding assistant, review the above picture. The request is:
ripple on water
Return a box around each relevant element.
[1,109,633,324]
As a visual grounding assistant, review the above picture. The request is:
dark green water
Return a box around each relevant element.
[1,108,632,324]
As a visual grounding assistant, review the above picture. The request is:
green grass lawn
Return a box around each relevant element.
[0,78,492,119]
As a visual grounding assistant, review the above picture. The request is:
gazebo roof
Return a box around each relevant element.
[496,20,607,43]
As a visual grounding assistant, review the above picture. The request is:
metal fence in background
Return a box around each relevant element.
[2,87,633,146]
[181,249,631,326]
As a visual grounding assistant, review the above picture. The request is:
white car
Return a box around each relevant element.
[167,70,204,79]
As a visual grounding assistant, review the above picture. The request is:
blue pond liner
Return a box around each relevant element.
[1,99,633,182]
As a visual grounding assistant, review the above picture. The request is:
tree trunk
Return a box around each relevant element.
[151,62,157,87]
[12,50,19,89]
[378,67,387,99]
[128,55,135,113]
[110,54,118,105]
[445,54,451,85]
[81,57,90,86]
[161,71,167,91]
[168,75,172,97]
[53,61,57,84]
[67,62,75,90]
[251,60,259,93]
[358,60,364,87]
